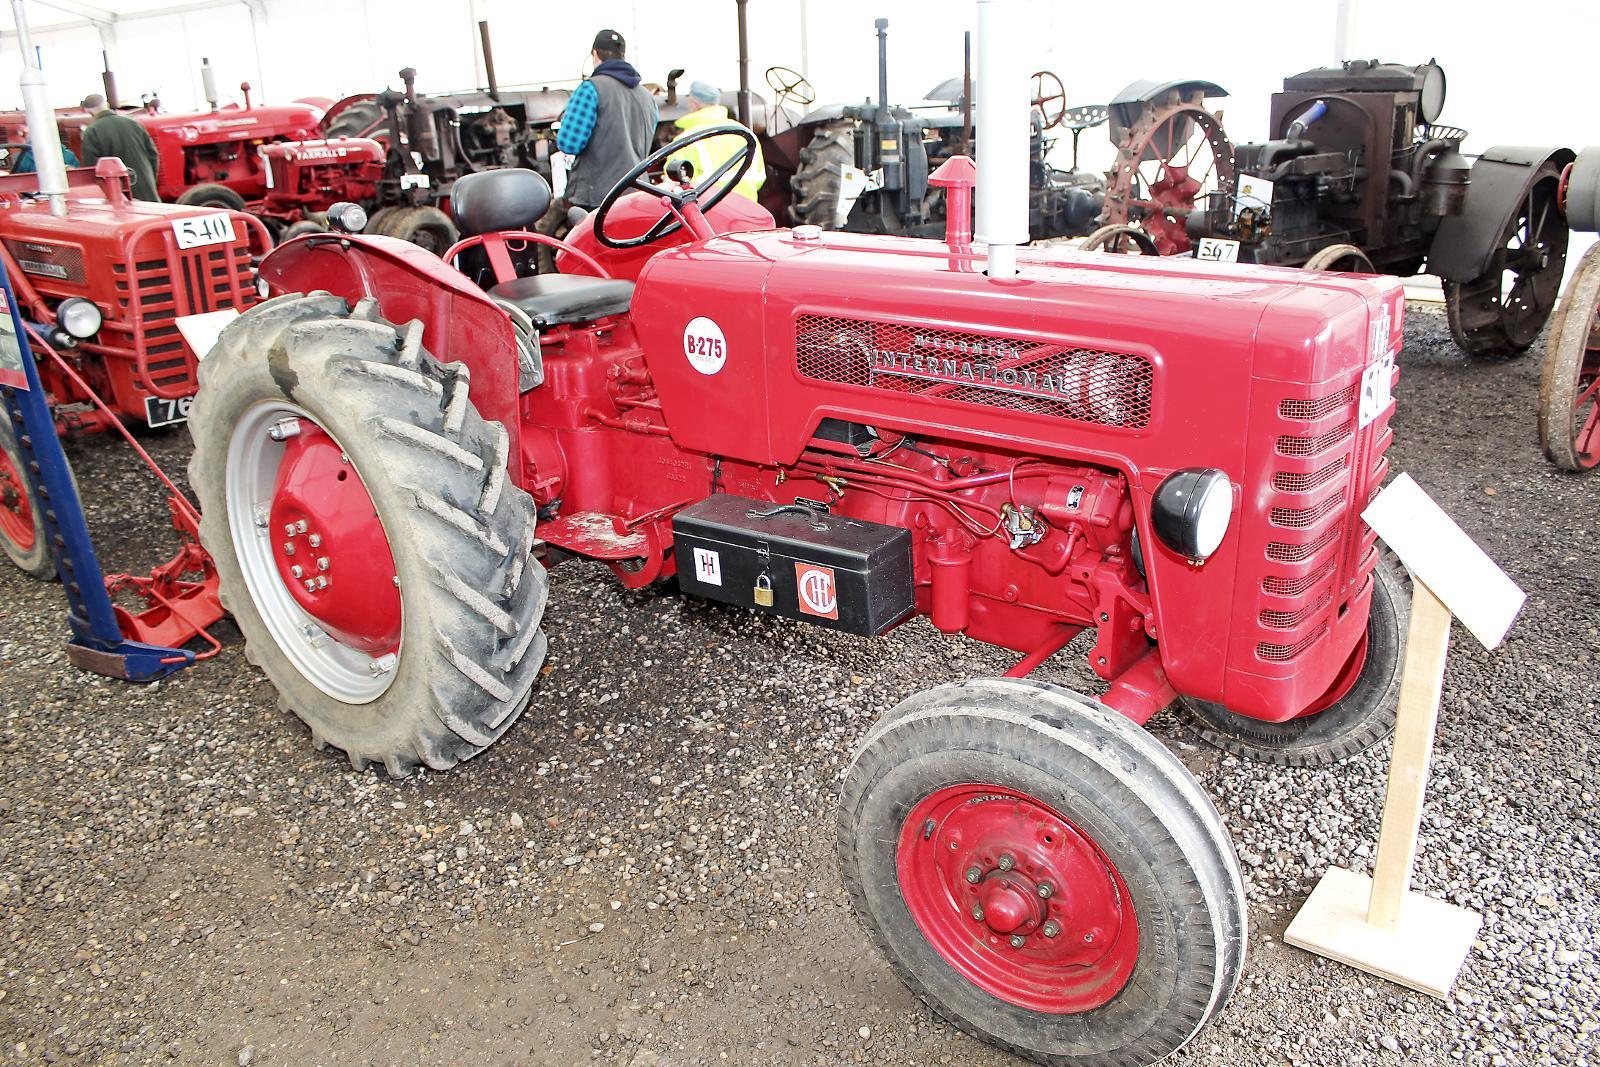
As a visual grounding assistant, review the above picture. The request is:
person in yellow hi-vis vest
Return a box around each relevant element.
[666,81,765,202]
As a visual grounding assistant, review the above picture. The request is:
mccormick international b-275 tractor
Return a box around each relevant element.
[184,25,1409,1050]
[1182,59,1572,358]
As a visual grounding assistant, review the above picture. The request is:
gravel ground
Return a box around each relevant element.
[1,304,1597,1067]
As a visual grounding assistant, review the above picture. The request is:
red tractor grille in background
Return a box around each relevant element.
[795,314,1155,430]
[1254,366,1390,665]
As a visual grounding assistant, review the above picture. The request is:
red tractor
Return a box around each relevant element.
[0,156,267,579]
[186,79,1406,1058]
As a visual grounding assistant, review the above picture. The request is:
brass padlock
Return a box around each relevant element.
[753,573,774,608]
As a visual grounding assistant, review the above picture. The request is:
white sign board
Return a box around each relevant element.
[1362,473,1525,649]
[175,309,240,362]
[171,213,237,250]
[1195,238,1240,263]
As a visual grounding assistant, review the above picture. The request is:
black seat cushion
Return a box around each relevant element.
[490,274,635,328]
[451,168,553,237]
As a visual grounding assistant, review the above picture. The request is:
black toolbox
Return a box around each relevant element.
[672,494,915,636]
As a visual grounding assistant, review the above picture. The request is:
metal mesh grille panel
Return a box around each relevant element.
[1262,558,1337,597]
[795,314,1154,429]
[1279,386,1357,420]
[1257,624,1329,662]
[1274,456,1348,493]
[1266,521,1343,563]
[1260,590,1333,630]
[1270,491,1344,529]
[1276,420,1353,457]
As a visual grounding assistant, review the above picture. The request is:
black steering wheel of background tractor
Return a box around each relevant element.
[592,123,758,250]
[1031,71,1068,130]
[765,65,816,107]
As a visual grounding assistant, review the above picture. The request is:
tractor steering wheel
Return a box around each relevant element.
[1031,70,1068,130]
[591,123,759,250]
[765,65,816,106]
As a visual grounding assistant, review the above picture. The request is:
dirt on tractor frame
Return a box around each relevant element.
[0,305,1595,1065]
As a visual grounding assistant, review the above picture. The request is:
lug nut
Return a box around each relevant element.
[965,866,982,884]
[295,519,308,534]
[290,565,303,579]
[315,576,328,589]
[308,533,321,547]
[282,542,295,556]
[284,523,296,536]
[318,557,330,571]
[971,904,985,922]
[1009,934,1026,949]
[304,579,316,592]
[1042,920,1060,938]
[997,855,1015,872]
[1036,881,1054,899]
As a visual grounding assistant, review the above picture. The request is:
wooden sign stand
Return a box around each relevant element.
[1284,474,1524,998]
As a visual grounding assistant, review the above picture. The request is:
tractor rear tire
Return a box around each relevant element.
[840,679,1245,1066]
[1179,556,1409,767]
[380,207,458,256]
[177,183,248,212]
[188,292,548,775]
[0,414,58,580]
[789,120,855,229]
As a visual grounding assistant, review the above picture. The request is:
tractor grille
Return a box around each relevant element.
[97,232,256,397]
[1254,356,1395,665]
[795,314,1154,429]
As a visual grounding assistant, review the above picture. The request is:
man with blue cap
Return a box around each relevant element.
[665,80,766,202]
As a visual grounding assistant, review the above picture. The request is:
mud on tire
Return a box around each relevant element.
[188,292,548,775]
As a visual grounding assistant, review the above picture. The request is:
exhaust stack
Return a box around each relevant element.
[10,0,68,217]
[201,57,218,110]
[974,0,1028,278]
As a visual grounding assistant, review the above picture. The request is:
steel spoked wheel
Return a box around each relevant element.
[0,414,53,580]
[1181,557,1409,766]
[1540,242,1600,471]
[840,679,1245,1065]
[189,292,549,775]
[1304,243,1376,273]
[1104,94,1233,257]
[898,784,1138,1015]
[1444,165,1569,357]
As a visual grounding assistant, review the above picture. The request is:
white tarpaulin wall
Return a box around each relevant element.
[1,0,1596,272]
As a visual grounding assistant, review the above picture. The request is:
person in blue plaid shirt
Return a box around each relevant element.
[555,29,658,211]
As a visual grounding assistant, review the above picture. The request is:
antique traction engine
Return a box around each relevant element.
[184,1,1407,1062]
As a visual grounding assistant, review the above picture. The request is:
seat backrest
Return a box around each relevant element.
[450,168,553,237]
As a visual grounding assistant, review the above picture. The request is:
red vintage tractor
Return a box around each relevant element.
[185,72,1407,1057]
[1540,147,1600,471]
[0,155,267,582]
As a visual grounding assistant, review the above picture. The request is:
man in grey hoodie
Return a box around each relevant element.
[555,29,659,210]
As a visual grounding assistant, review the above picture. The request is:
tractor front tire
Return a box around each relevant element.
[279,219,325,243]
[788,120,855,229]
[177,182,248,212]
[0,414,58,580]
[188,293,548,775]
[840,679,1245,1066]
[1179,556,1409,767]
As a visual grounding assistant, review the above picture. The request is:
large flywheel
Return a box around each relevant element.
[1102,90,1234,256]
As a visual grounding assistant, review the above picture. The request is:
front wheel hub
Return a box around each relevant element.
[897,783,1139,1014]
[0,446,35,552]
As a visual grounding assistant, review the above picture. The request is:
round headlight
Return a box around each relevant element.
[57,297,103,339]
[326,201,368,234]
[1151,467,1234,562]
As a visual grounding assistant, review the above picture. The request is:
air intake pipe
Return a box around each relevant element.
[974,0,1028,278]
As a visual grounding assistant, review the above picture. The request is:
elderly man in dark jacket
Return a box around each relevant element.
[78,94,161,202]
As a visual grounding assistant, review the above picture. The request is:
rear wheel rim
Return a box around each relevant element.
[226,401,402,703]
[0,442,36,553]
[1571,324,1600,468]
[897,783,1139,1014]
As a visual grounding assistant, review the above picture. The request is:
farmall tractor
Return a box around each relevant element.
[1539,147,1600,471]
[1181,59,1572,358]
[184,7,1405,1062]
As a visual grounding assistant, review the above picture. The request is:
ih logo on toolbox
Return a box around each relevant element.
[795,562,838,620]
